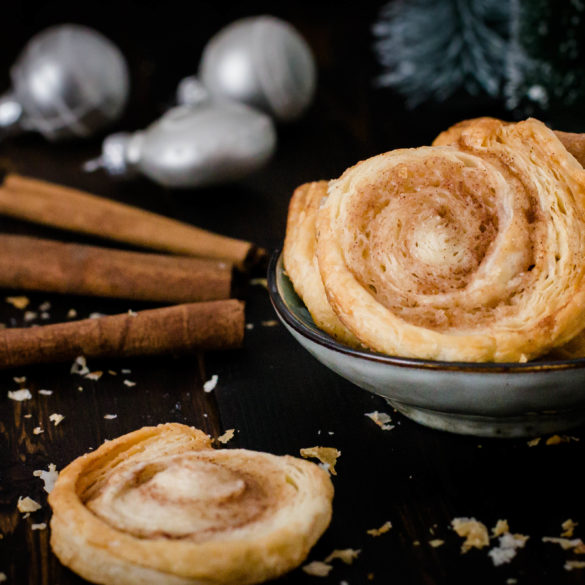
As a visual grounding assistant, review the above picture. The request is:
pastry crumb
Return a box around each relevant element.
[6,296,30,309]
[562,519,578,538]
[429,539,445,548]
[300,446,341,476]
[85,371,103,381]
[33,427,44,435]
[71,355,90,376]
[451,517,490,552]
[367,521,392,537]
[13,376,26,384]
[302,561,333,577]
[546,434,580,445]
[31,523,47,531]
[17,496,41,514]
[365,411,394,430]
[123,379,136,387]
[492,519,510,537]
[217,429,235,444]
[49,413,65,426]
[565,560,585,571]
[489,532,529,566]
[38,389,53,395]
[542,536,584,550]
[8,389,32,401]
[33,464,59,493]
[324,549,361,565]
[203,374,218,393]
[104,414,118,420]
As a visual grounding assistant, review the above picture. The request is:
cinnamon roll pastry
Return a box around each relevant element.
[48,423,333,585]
[283,181,360,346]
[315,117,585,362]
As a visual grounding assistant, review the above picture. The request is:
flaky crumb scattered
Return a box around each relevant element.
[67,308,77,319]
[527,437,541,447]
[261,319,278,327]
[546,434,580,445]
[24,311,38,322]
[123,379,136,387]
[31,523,47,531]
[250,278,268,289]
[38,389,53,396]
[85,371,103,381]
[565,560,585,571]
[217,429,235,444]
[562,519,579,538]
[452,517,490,552]
[489,533,529,566]
[300,446,341,476]
[429,539,445,548]
[49,413,64,426]
[8,389,32,401]
[13,376,26,384]
[71,355,90,376]
[324,549,361,564]
[17,497,41,514]
[104,414,118,420]
[492,519,510,537]
[33,464,58,494]
[33,427,44,435]
[542,536,584,550]
[203,374,218,393]
[367,521,392,537]
[6,296,29,309]
[302,561,333,577]
[365,411,394,431]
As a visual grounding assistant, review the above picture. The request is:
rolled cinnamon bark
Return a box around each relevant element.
[0,234,231,302]
[0,174,265,271]
[0,300,244,369]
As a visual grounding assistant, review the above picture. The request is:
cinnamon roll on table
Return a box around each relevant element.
[48,423,333,585]
[285,117,585,362]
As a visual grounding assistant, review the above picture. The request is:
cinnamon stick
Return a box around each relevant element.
[0,234,231,303]
[0,173,265,271]
[0,300,244,369]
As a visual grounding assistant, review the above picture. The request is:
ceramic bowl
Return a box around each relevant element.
[267,249,585,438]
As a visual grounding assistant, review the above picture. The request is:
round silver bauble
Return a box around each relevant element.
[85,100,277,188]
[0,24,130,141]
[186,15,316,122]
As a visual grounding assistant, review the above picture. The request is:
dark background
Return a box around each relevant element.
[2,2,585,585]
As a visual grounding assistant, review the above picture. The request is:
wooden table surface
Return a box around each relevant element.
[2,3,585,585]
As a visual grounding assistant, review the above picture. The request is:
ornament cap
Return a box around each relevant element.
[0,92,23,138]
[176,76,210,107]
[83,132,142,178]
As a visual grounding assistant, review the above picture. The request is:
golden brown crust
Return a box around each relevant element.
[49,423,333,585]
[313,118,585,361]
[283,181,361,346]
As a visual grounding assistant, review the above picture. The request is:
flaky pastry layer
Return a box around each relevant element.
[48,423,333,585]
[283,181,361,346]
[297,117,585,362]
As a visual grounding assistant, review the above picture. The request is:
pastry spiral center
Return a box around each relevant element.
[86,453,267,540]
[339,153,534,329]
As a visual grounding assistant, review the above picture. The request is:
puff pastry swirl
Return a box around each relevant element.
[283,181,361,346]
[312,117,585,362]
[48,423,333,585]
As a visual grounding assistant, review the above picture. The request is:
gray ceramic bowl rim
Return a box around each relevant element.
[267,248,585,374]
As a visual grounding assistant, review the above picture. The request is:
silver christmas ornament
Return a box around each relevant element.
[85,99,277,188]
[0,24,129,141]
[177,15,317,122]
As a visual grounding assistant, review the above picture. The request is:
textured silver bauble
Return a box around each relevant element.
[197,15,316,122]
[86,101,277,188]
[0,24,129,141]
